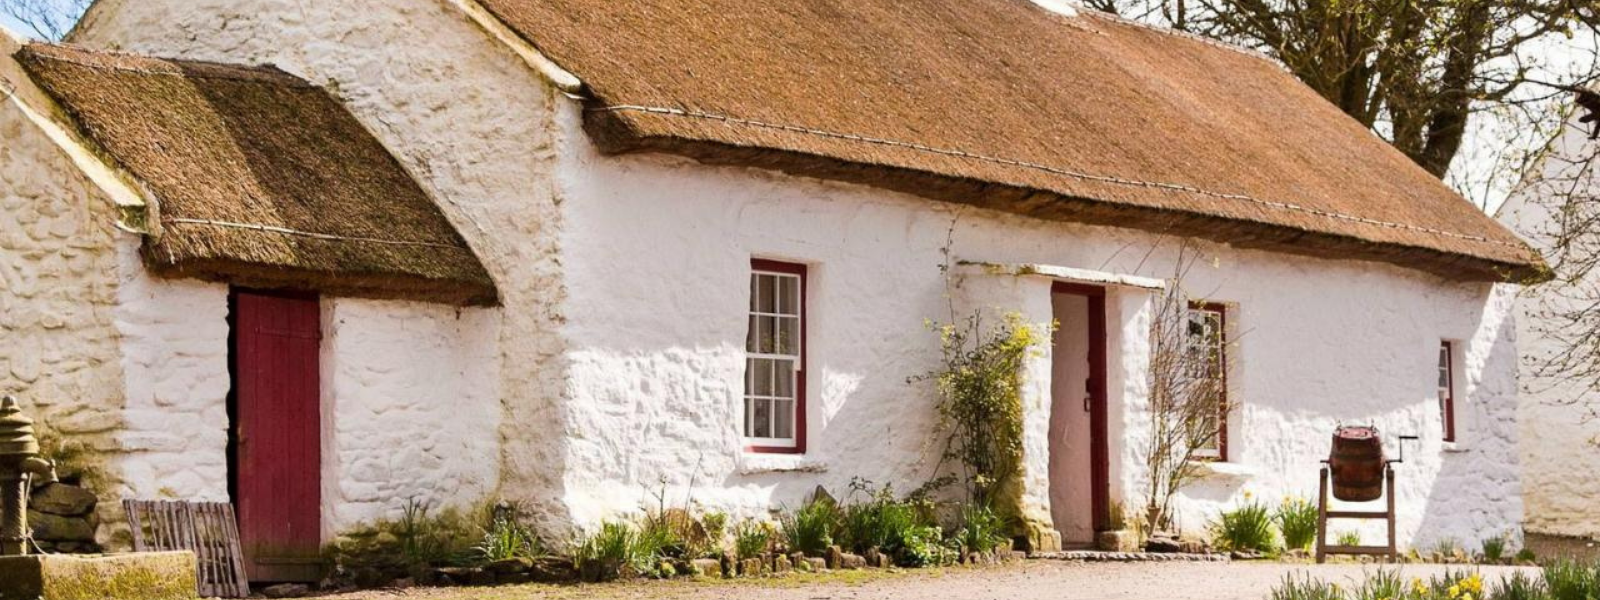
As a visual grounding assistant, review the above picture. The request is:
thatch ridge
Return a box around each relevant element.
[478,0,1542,282]
[17,42,498,305]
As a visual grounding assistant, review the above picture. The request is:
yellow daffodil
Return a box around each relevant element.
[1448,584,1461,598]
[1463,574,1483,594]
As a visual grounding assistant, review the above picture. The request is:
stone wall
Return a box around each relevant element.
[0,86,132,548]
[74,0,574,534]
[72,0,1525,551]
[109,237,231,514]
[321,298,503,535]
[554,107,1522,550]
[1497,111,1600,540]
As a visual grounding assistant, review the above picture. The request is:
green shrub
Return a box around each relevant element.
[1337,530,1362,547]
[573,520,659,580]
[476,503,543,561]
[1274,497,1318,551]
[952,503,1009,555]
[1270,574,1341,600]
[1267,564,1600,600]
[1481,534,1507,563]
[695,511,729,559]
[780,500,837,556]
[1212,499,1277,552]
[732,519,772,561]
[1495,571,1545,600]
[391,498,480,566]
[1352,569,1405,600]
[1515,548,1538,563]
[1543,559,1600,600]
[895,525,947,567]
[1431,537,1461,558]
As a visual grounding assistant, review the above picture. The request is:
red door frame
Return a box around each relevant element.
[228,288,323,583]
[1051,282,1111,532]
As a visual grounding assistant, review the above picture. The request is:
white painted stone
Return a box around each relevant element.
[66,0,1524,551]
[111,236,231,507]
[320,298,503,535]
[1497,111,1600,540]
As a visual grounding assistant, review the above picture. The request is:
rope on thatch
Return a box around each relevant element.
[589,104,1521,250]
[164,218,469,249]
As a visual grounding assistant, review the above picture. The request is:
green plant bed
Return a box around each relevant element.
[0,552,197,600]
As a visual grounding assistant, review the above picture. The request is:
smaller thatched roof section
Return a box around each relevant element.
[477,0,1542,282]
[16,43,497,306]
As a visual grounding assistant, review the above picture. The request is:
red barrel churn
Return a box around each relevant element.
[1328,425,1386,502]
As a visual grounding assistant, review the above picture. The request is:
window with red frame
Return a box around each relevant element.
[1438,341,1456,442]
[745,259,806,453]
[1186,303,1228,461]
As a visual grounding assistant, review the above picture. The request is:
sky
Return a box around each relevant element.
[0,10,35,37]
[2,1,1593,214]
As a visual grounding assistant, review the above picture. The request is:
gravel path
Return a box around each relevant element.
[322,560,1540,600]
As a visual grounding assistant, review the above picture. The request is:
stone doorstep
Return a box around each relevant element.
[1029,550,1230,562]
[0,551,198,600]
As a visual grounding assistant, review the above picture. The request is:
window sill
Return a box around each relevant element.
[737,452,827,475]
[1193,460,1259,479]
[1442,441,1468,453]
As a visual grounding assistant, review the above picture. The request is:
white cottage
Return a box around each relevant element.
[1497,89,1600,548]
[1,0,1539,581]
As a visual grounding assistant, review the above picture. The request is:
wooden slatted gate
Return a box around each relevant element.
[125,499,250,598]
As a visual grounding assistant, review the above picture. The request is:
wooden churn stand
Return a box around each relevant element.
[1315,426,1417,563]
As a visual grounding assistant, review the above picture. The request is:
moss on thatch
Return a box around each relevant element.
[17,43,496,305]
[478,0,1541,282]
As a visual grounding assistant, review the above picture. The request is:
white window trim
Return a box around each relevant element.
[744,267,803,450]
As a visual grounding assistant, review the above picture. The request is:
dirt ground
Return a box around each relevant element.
[318,560,1540,600]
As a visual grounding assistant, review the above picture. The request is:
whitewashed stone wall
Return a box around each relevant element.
[1498,116,1600,540]
[1,92,132,546]
[75,0,1523,550]
[76,0,572,533]
[0,93,124,444]
[320,298,503,535]
[554,98,1522,550]
[109,237,230,507]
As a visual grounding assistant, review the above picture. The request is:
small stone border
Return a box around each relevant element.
[1029,551,1229,562]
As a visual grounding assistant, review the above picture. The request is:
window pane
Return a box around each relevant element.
[779,276,797,315]
[746,315,758,352]
[750,274,759,312]
[775,361,795,398]
[758,316,777,353]
[778,317,799,355]
[758,275,777,313]
[774,399,794,439]
[751,358,774,396]
[752,399,772,438]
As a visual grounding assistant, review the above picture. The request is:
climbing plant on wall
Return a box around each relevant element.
[918,311,1049,510]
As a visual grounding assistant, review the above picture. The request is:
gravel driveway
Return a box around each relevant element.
[322,560,1540,600]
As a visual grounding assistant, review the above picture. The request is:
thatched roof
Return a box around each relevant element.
[16,43,497,305]
[476,0,1542,282]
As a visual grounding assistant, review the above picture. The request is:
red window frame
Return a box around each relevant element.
[1189,302,1229,462]
[746,259,807,454]
[1439,341,1456,443]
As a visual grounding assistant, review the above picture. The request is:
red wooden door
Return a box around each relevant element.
[231,291,322,583]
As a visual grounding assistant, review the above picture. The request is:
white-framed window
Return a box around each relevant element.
[1438,341,1456,443]
[1186,302,1228,461]
[745,259,806,453]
